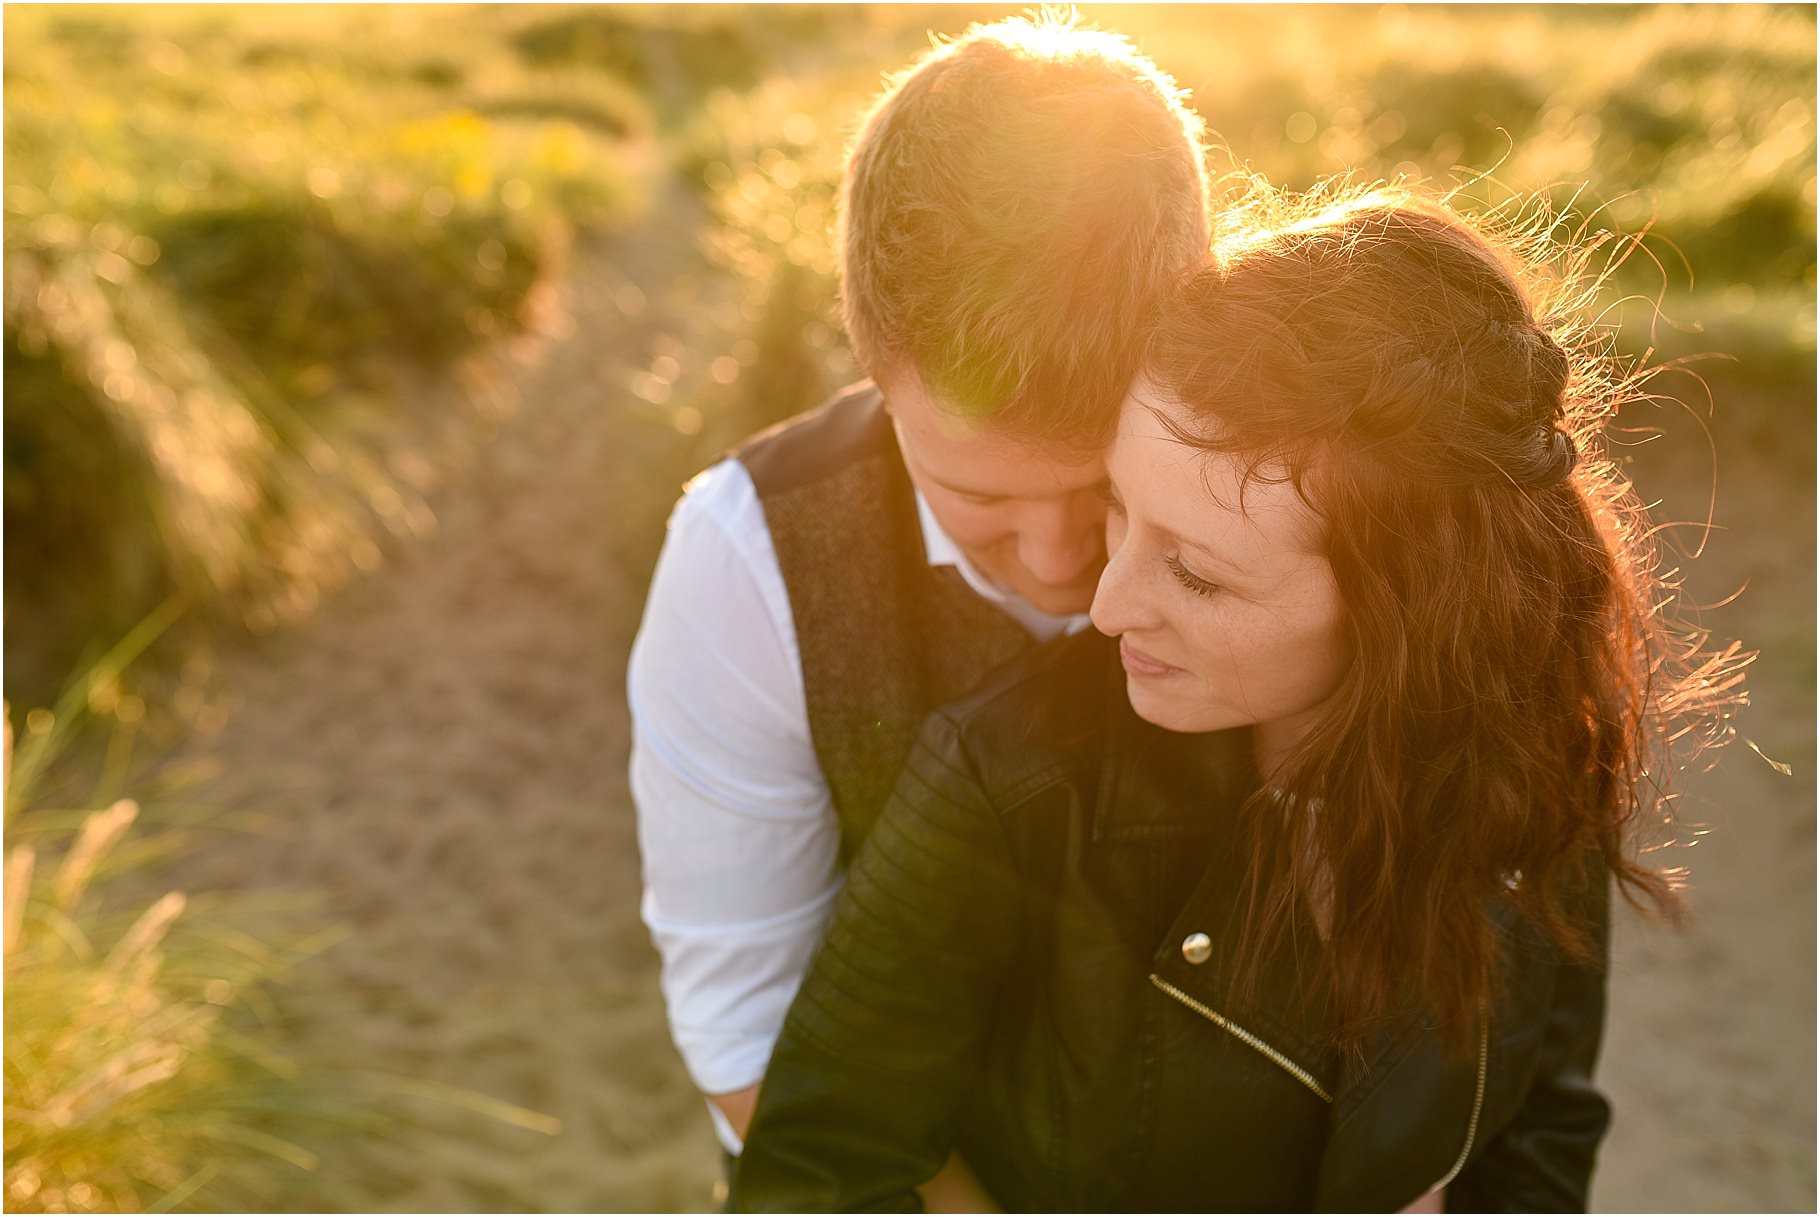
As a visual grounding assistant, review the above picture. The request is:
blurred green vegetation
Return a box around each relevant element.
[8,3,1811,702]
[678,2,1816,447]
[5,3,644,702]
[1105,3,1817,389]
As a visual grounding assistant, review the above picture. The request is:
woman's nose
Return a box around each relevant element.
[1089,538,1147,637]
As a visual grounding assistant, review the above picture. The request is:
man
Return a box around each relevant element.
[627,11,1210,1203]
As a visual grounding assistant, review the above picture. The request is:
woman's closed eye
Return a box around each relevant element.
[1166,553,1220,598]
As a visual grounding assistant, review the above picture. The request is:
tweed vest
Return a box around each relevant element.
[736,381,1036,858]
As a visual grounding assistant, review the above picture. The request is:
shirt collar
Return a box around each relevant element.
[912,487,1091,643]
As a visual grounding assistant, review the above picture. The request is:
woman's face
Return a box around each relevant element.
[1089,385,1350,763]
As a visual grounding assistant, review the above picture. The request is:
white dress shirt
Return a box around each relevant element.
[628,455,1086,1150]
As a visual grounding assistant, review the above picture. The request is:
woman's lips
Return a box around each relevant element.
[1119,638,1182,678]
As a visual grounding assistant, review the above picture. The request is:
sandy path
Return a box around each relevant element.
[1591,402,1817,1213]
[180,177,727,1212]
[172,183,1814,1211]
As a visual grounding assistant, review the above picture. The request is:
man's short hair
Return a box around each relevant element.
[839,9,1210,450]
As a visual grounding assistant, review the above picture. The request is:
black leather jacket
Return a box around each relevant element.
[736,630,1611,1213]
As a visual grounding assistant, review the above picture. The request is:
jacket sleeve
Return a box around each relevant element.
[732,711,1025,1213]
[1447,877,1613,1213]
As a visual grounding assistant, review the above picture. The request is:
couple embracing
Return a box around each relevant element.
[630,13,1739,1213]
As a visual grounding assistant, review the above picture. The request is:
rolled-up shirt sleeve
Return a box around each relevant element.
[628,459,843,1098]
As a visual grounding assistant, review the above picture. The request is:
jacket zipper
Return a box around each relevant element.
[1424,1006,1490,1195]
[1152,975,1492,1199]
[1147,974,1333,1102]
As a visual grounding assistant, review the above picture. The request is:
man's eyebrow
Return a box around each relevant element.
[923,473,1002,498]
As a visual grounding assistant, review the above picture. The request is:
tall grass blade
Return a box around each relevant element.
[51,798,138,913]
[4,846,34,957]
[376,1073,563,1136]
[144,1164,218,1214]
[210,1125,322,1171]
[6,598,182,820]
[98,891,185,978]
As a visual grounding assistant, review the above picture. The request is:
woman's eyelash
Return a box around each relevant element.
[1095,482,1123,510]
[1166,554,1220,598]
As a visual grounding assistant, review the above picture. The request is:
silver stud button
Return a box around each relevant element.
[1181,932,1213,964]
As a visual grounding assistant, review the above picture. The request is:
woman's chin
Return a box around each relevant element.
[1123,678,1215,734]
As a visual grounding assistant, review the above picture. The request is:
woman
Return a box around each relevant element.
[732,187,1748,1212]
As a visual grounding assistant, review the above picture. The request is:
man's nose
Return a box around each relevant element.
[1017,501,1104,586]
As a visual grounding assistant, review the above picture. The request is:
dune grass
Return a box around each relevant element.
[4,4,648,700]
[2,610,367,1213]
[2,605,574,1212]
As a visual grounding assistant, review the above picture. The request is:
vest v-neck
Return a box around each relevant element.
[738,383,1033,856]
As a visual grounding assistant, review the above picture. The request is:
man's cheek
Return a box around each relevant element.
[940,509,1012,550]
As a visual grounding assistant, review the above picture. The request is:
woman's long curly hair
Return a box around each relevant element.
[1146,183,1752,1054]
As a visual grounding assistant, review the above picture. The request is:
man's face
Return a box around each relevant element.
[882,369,1109,616]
